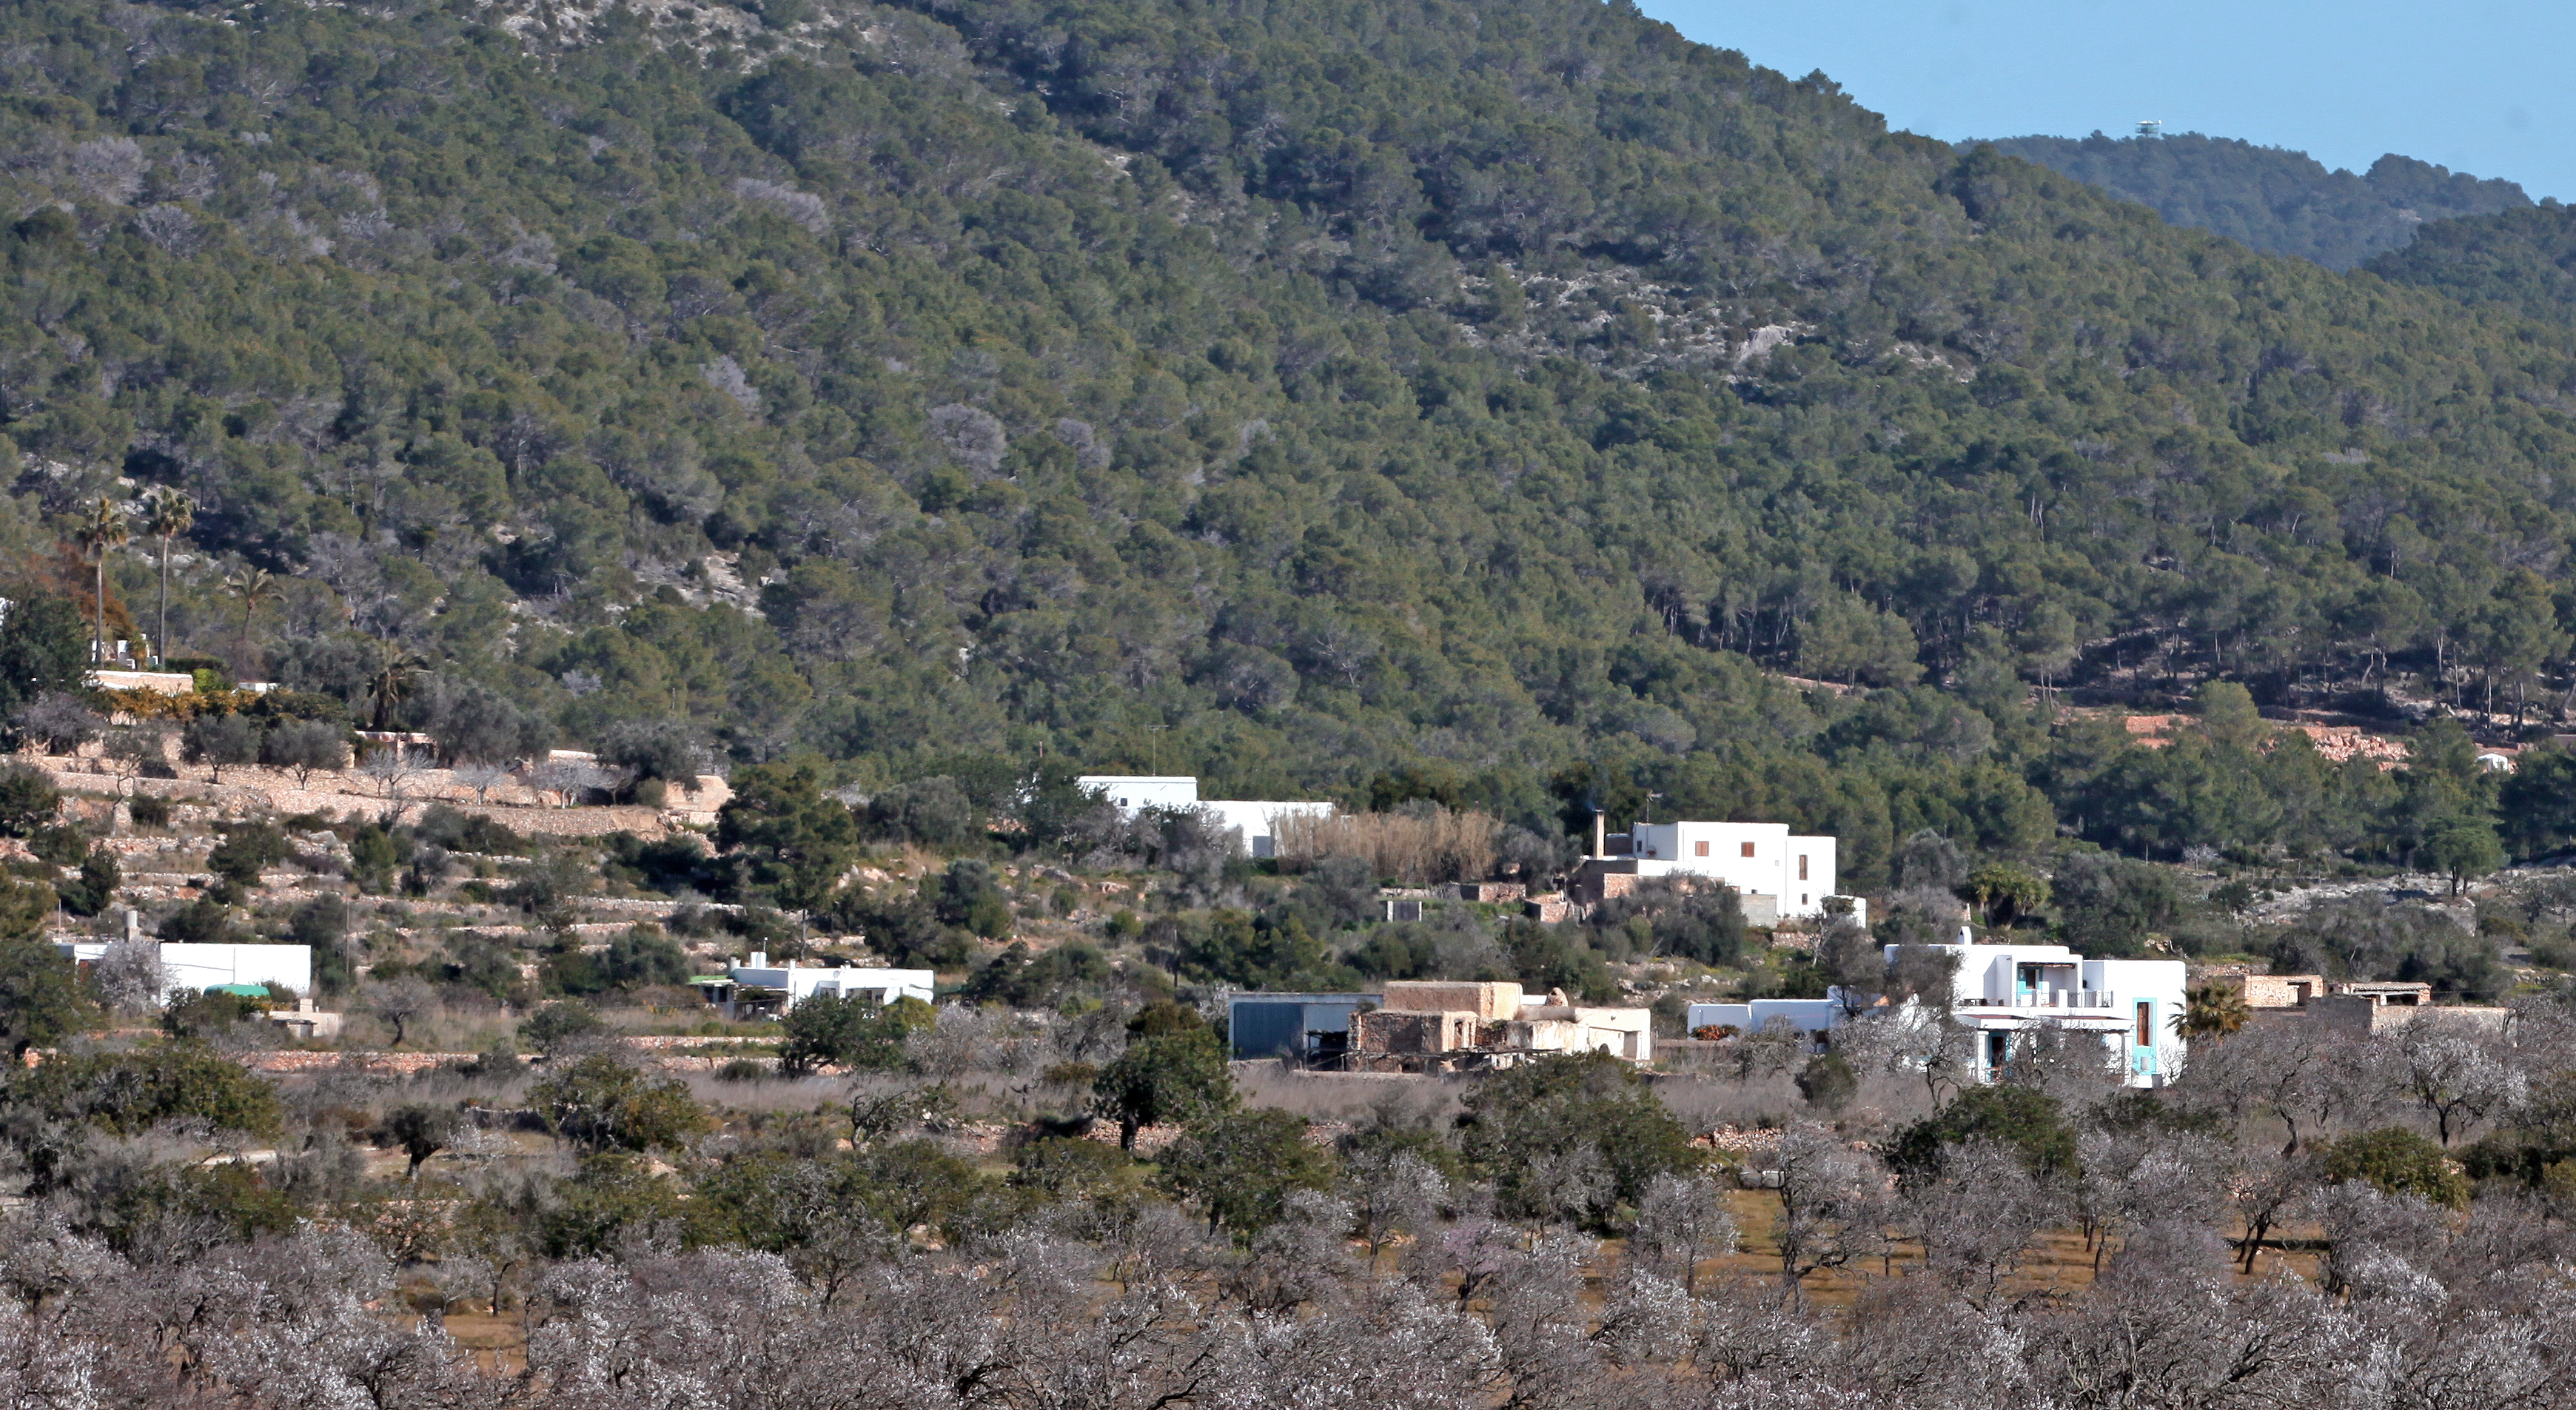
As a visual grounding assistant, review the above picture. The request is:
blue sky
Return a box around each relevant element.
[1631,0,2576,201]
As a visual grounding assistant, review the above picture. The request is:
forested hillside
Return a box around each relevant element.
[1988,131,2529,269]
[2367,203,2576,327]
[10,0,2576,882]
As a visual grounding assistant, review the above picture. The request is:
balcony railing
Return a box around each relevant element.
[1958,992,2119,1010]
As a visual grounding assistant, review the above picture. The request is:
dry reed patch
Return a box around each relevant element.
[1273,807,1500,885]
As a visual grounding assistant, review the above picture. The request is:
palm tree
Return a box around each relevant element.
[73,496,130,666]
[223,566,278,675]
[364,637,426,731]
[2171,980,2251,1041]
[136,487,193,668]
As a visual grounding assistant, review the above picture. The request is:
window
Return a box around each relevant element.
[1694,840,1709,857]
[2135,1001,2153,1048]
[1797,853,1808,880]
[1740,842,1756,858]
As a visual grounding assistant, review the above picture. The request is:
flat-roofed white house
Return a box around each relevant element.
[58,941,312,1004]
[1904,941,2187,1088]
[1077,775,1202,812]
[1624,822,1838,919]
[1078,775,1333,859]
[1680,943,2187,1089]
[1686,996,1848,1046]
[733,955,933,1007]
[699,955,935,1017]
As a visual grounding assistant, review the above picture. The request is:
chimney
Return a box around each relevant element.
[749,951,767,969]
[1591,810,1605,861]
[124,907,141,944]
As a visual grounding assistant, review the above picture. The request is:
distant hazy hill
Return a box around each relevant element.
[1986,132,2529,270]
[2367,204,2576,326]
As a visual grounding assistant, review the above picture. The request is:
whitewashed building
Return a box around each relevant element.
[1905,941,2187,1087]
[1078,775,1333,859]
[1623,821,1839,919]
[1685,996,1848,1046]
[58,941,312,1004]
[1683,942,2187,1089]
[1078,775,1201,812]
[723,954,934,1009]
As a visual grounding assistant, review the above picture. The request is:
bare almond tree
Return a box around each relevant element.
[1893,1139,2057,1306]
[451,762,510,807]
[1771,1122,1892,1299]
[1343,1145,1448,1258]
[2392,1013,2524,1145]
[87,939,169,1015]
[1629,1171,1737,1293]
[358,747,422,822]
[363,976,437,1048]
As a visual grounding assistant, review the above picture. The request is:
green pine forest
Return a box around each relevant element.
[1987,131,2531,272]
[11,0,2576,891]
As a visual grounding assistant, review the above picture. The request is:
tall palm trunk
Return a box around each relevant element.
[92,555,106,665]
[156,535,170,667]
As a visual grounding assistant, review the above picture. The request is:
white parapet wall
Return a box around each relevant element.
[725,955,934,1009]
[1078,775,1333,858]
[58,941,313,1003]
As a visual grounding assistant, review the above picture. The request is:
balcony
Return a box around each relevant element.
[1958,991,2119,1010]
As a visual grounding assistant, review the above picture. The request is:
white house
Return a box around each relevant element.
[1686,996,1848,1046]
[1078,775,1201,811]
[1079,775,1334,859]
[1902,941,2187,1088]
[1681,943,2187,1089]
[1624,821,1839,919]
[58,941,312,1004]
[724,954,934,1010]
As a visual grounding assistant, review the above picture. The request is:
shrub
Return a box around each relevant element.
[779,993,933,1075]
[0,764,59,837]
[528,1053,711,1153]
[598,924,691,990]
[862,776,979,846]
[1889,1084,2078,1183]
[261,719,349,785]
[29,823,87,868]
[1008,1134,1135,1199]
[182,712,261,782]
[412,804,526,856]
[161,987,269,1038]
[159,896,241,945]
[207,822,290,886]
[1155,1109,1337,1232]
[1458,1050,1703,1224]
[1797,1053,1859,1111]
[522,1001,608,1055]
[1091,1025,1234,1150]
[2321,1127,2469,1209]
[57,845,118,917]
